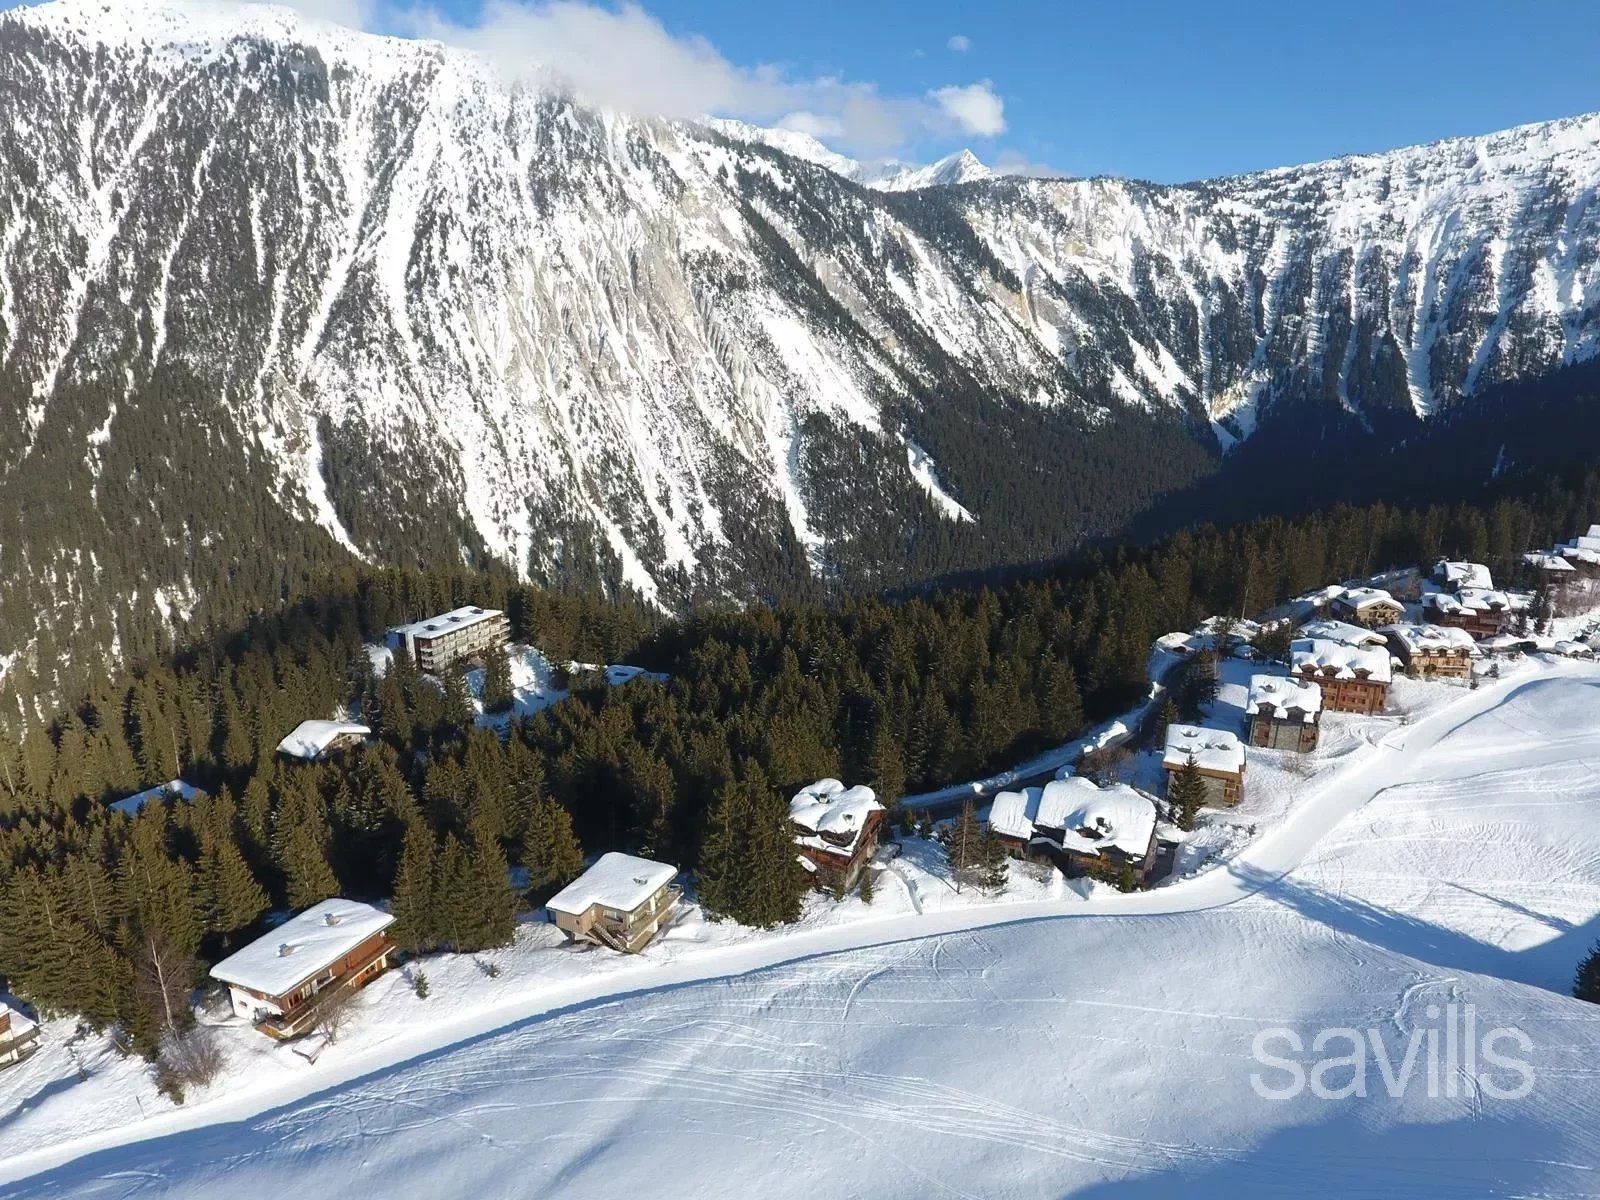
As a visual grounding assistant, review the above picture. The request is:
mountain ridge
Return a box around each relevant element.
[0,0,1598,716]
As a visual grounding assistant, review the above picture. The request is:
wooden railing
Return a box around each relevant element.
[258,944,392,1040]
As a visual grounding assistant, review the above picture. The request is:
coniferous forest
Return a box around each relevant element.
[2,467,1599,1058]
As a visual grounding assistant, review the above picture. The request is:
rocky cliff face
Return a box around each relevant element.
[1,0,1597,713]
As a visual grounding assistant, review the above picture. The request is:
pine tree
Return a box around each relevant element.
[524,792,584,893]
[944,798,985,892]
[979,825,1010,892]
[442,664,477,730]
[1576,943,1600,1003]
[199,832,269,938]
[390,820,440,953]
[1168,756,1207,832]
[464,818,516,950]
[434,833,476,951]
[858,864,876,904]
[482,644,515,714]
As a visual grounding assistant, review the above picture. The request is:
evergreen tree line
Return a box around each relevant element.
[2,471,1597,1040]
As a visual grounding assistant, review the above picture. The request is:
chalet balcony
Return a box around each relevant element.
[586,886,683,953]
[257,943,393,1040]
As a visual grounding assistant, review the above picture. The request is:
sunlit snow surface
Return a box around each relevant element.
[6,666,1600,1197]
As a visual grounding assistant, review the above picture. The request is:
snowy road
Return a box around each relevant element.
[6,664,1600,1195]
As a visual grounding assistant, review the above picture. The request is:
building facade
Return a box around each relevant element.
[1162,726,1246,807]
[1246,675,1322,752]
[0,1003,39,1068]
[546,854,680,953]
[1382,624,1477,680]
[790,780,887,891]
[211,899,397,1040]
[1290,638,1391,714]
[1330,588,1405,628]
[389,606,510,673]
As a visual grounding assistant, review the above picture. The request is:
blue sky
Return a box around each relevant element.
[17,0,1600,179]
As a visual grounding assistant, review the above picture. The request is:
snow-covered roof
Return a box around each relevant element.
[1524,552,1577,572]
[210,899,395,998]
[790,780,884,856]
[1163,725,1246,775]
[1432,560,1493,590]
[1554,640,1595,658]
[0,1000,35,1040]
[390,606,504,640]
[603,664,669,687]
[989,778,1157,860]
[545,853,678,917]
[1381,623,1479,655]
[1478,634,1537,652]
[276,719,370,759]
[987,786,1042,842]
[1291,638,1394,683]
[1299,619,1388,647]
[1336,586,1400,611]
[1030,777,1157,860]
[1155,631,1200,654]
[1248,674,1323,721]
[111,779,202,816]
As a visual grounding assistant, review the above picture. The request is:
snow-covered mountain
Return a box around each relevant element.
[1,0,1598,707]
[708,121,1001,191]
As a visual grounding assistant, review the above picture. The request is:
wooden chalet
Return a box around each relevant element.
[1246,674,1323,752]
[211,899,396,1040]
[1330,587,1405,629]
[790,780,886,891]
[1382,623,1478,680]
[988,777,1160,884]
[276,719,371,762]
[545,853,680,953]
[0,1001,39,1068]
[1422,590,1513,639]
[1290,638,1392,713]
[1162,726,1246,807]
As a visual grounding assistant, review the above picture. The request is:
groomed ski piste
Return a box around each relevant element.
[4,657,1600,1196]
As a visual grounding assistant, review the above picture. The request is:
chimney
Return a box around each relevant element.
[278,943,295,957]
[324,911,341,927]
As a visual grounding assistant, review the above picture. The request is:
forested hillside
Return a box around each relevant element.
[4,467,1598,1068]
[4,1,1600,716]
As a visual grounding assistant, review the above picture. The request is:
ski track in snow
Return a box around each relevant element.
[6,661,1600,1196]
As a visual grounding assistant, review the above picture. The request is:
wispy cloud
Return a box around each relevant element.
[267,0,1007,156]
[946,34,971,52]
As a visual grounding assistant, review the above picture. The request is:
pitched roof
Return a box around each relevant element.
[111,779,202,816]
[1248,674,1323,721]
[1299,618,1388,648]
[210,899,395,997]
[1432,560,1493,590]
[1291,637,1394,684]
[545,853,677,916]
[1381,623,1479,655]
[790,780,884,857]
[1337,586,1399,611]
[276,720,370,760]
[1162,725,1246,775]
[989,778,1157,861]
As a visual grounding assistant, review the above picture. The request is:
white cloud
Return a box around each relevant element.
[946,34,971,52]
[931,81,1006,138]
[406,3,999,154]
[258,0,379,27]
[992,149,1065,179]
[270,0,1010,156]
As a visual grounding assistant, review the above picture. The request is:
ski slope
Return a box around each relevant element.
[5,661,1600,1195]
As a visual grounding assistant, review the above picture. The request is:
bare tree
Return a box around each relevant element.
[134,925,193,1038]
[314,985,359,1046]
